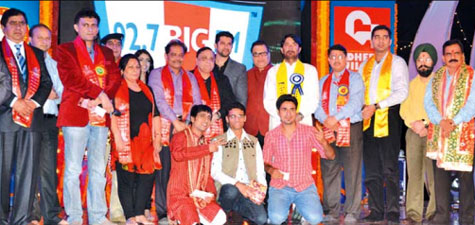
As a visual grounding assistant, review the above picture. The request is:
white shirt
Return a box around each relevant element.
[42,53,63,115]
[211,129,267,186]
[263,61,319,129]
[6,38,40,108]
[358,52,409,108]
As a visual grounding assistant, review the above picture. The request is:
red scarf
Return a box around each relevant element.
[161,65,193,146]
[321,69,351,147]
[114,79,162,172]
[73,36,108,127]
[1,38,41,127]
[193,69,223,140]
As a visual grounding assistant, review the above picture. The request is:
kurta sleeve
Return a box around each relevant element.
[170,132,211,162]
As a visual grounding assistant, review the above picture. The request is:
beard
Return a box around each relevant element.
[417,65,433,77]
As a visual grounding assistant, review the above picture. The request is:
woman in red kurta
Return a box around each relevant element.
[111,54,162,225]
[167,105,227,225]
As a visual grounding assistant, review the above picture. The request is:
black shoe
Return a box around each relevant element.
[361,212,384,222]
[386,212,400,224]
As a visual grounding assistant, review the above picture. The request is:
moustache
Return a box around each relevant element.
[449,59,458,63]
[417,65,430,70]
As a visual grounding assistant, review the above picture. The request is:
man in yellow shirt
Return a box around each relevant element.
[400,43,437,223]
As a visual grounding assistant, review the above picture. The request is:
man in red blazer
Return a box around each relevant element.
[244,40,272,146]
[54,9,121,225]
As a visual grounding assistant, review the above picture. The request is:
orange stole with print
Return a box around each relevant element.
[161,66,194,146]
[193,69,223,141]
[321,69,351,146]
[73,36,108,126]
[114,79,162,173]
[1,38,41,127]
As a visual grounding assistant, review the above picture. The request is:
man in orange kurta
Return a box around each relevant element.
[167,104,227,225]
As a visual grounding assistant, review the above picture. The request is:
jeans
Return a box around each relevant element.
[267,184,323,225]
[63,125,108,224]
[218,184,267,225]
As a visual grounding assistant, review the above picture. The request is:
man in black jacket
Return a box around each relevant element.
[0,8,52,225]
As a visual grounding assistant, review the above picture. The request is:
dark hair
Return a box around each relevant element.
[215,31,234,44]
[74,9,100,25]
[371,25,391,38]
[226,102,246,116]
[134,49,154,75]
[165,39,188,54]
[196,47,214,58]
[190,104,212,118]
[442,39,464,55]
[280,34,302,48]
[251,40,269,53]
[29,23,51,37]
[328,44,347,56]
[1,8,27,27]
[118,54,139,72]
[276,94,298,110]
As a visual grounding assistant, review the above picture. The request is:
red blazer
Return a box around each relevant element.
[54,40,121,127]
[244,64,271,136]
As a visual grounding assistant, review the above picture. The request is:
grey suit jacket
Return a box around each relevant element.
[0,57,11,106]
[223,58,247,105]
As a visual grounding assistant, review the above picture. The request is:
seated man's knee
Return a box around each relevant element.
[254,211,268,225]
[219,184,239,201]
[302,212,323,225]
[267,210,287,225]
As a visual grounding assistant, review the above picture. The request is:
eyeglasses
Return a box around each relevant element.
[252,52,268,57]
[416,58,432,63]
[329,55,345,60]
[8,21,26,27]
[228,114,245,120]
[198,56,214,62]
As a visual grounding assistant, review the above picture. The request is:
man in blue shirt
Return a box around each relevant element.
[424,39,475,225]
[314,44,364,223]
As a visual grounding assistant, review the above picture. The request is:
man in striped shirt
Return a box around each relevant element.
[263,94,335,225]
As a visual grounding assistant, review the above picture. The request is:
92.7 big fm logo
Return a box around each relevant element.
[95,1,263,70]
[332,6,392,71]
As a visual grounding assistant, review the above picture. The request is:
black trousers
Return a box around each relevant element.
[0,130,41,225]
[154,146,171,218]
[363,105,401,216]
[432,160,474,224]
[31,117,62,224]
[116,162,156,219]
[219,184,267,225]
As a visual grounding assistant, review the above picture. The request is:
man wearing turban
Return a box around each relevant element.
[400,43,437,223]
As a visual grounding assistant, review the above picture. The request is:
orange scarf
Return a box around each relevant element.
[193,69,223,140]
[114,79,162,172]
[321,69,350,147]
[161,65,194,146]
[1,38,41,127]
[73,36,108,127]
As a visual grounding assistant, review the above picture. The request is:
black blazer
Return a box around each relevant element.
[0,42,52,132]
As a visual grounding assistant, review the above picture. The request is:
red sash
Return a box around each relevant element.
[73,36,108,127]
[114,79,162,171]
[161,65,194,145]
[321,69,351,147]
[193,69,223,140]
[1,38,41,127]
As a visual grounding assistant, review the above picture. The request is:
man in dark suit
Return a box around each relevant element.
[214,31,247,106]
[0,8,52,225]
[55,9,121,225]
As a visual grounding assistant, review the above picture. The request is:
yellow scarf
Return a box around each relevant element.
[362,53,392,137]
[276,59,305,111]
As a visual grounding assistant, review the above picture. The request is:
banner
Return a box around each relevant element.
[0,1,39,41]
[94,1,263,70]
[330,1,396,72]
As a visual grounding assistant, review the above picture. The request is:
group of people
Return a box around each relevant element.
[0,6,474,225]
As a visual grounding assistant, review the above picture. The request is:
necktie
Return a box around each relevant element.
[14,44,26,82]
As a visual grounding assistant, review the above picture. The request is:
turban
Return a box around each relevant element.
[413,43,437,64]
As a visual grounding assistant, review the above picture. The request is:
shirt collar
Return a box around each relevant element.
[6,38,23,51]
[226,128,251,142]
